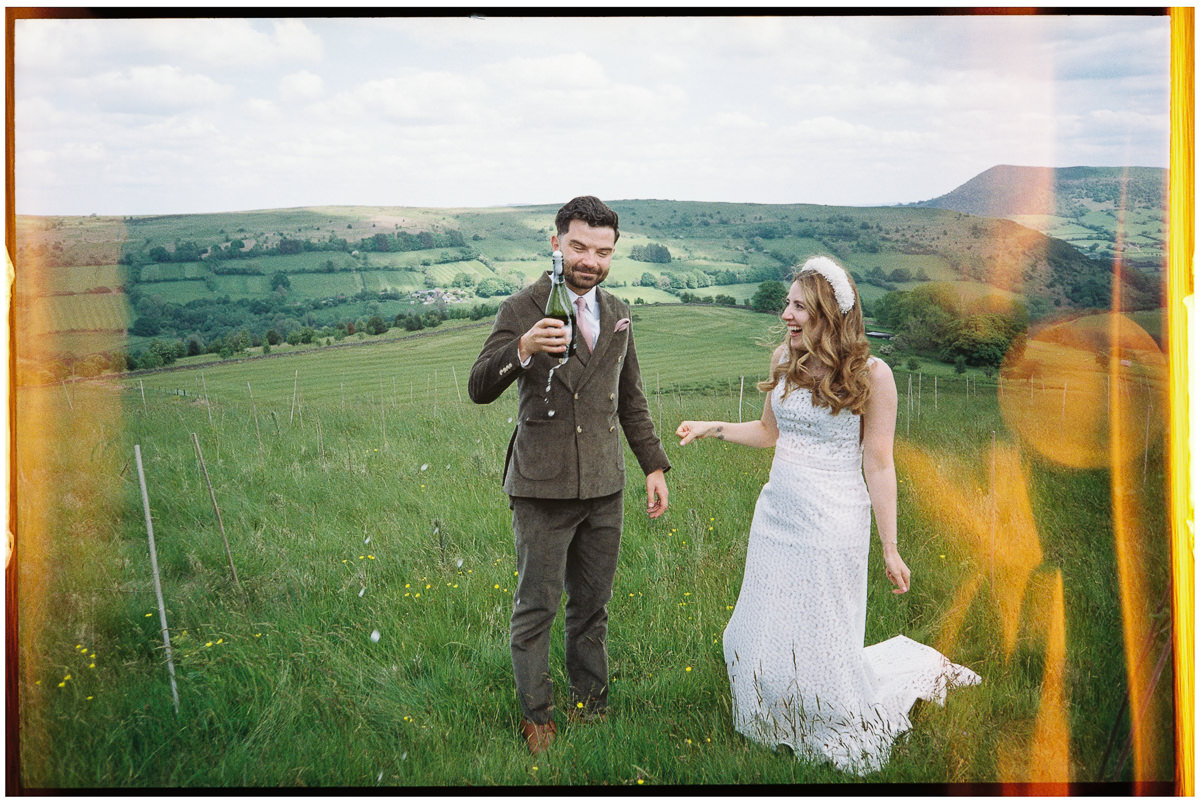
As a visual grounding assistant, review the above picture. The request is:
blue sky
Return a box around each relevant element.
[13,12,1171,216]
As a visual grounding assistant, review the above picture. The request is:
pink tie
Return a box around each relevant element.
[575,296,594,352]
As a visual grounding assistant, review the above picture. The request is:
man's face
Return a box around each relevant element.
[550,219,616,295]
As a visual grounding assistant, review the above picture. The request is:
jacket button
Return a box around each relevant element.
[609,425,615,432]
[574,393,579,400]
[609,393,614,400]
[576,426,582,433]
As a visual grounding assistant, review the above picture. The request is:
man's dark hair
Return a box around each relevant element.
[555,196,620,243]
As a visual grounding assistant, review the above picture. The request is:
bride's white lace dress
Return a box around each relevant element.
[723,368,981,774]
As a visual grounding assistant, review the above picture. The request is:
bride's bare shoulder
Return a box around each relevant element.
[866,356,895,388]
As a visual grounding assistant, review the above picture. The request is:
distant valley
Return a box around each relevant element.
[13,164,1166,380]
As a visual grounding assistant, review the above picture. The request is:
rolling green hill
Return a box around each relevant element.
[913,165,1168,269]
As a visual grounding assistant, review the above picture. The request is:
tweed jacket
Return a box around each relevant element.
[468,273,670,500]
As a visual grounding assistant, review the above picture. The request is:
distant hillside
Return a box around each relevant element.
[15,197,1160,377]
[913,165,1168,268]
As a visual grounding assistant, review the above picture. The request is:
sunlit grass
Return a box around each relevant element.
[14,306,1173,788]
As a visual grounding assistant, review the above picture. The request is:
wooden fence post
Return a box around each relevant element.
[134,445,180,714]
[246,382,264,457]
[201,372,213,428]
[290,370,299,424]
[191,433,243,594]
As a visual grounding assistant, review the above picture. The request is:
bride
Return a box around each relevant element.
[677,256,980,774]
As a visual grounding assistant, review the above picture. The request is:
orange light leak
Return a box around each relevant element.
[898,14,1187,779]
[1109,168,1168,794]
[1168,6,1195,797]
[897,440,1068,788]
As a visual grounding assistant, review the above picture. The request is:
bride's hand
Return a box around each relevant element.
[883,545,910,594]
[676,421,708,445]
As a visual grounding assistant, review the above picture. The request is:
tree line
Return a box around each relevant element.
[120,229,472,269]
[36,298,503,381]
[872,283,1029,369]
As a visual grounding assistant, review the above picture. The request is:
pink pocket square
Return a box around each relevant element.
[614,318,630,333]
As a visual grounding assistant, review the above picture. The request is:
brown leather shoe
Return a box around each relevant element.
[519,718,557,754]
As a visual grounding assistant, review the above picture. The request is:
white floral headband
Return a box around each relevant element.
[797,256,855,314]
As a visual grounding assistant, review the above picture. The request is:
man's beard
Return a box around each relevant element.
[565,260,604,291]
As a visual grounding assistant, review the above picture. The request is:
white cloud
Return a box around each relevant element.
[325,72,486,122]
[74,65,234,113]
[486,52,610,90]
[244,98,282,120]
[714,112,767,130]
[121,18,324,70]
[280,70,325,102]
[1086,108,1169,131]
[17,18,323,81]
[10,14,1170,215]
[140,114,222,143]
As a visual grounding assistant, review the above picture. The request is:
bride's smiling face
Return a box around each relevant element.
[781,281,810,343]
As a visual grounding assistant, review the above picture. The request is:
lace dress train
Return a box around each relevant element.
[723,373,981,774]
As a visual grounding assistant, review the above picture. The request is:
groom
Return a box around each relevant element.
[468,195,670,754]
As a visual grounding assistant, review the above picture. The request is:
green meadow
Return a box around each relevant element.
[14,305,1174,789]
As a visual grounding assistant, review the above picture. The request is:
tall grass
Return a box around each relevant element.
[14,306,1174,789]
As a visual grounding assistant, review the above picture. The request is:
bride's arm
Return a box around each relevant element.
[676,347,781,449]
[862,358,910,594]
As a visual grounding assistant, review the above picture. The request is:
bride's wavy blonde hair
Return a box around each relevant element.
[757,258,872,416]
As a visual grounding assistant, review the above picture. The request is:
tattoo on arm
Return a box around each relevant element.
[714,425,725,440]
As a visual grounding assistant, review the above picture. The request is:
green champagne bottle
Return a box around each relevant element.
[545,250,577,360]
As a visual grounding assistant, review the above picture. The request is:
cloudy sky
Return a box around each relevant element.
[13,11,1171,216]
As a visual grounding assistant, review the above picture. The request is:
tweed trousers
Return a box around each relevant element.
[509,491,624,724]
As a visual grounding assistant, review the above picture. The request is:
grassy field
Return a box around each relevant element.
[26,293,130,336]
[14,305,1175,790]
